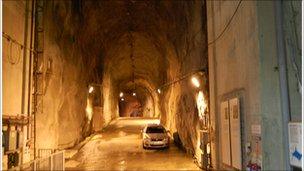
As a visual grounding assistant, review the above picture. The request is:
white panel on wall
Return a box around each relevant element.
[288,122,302,168]
[229,98,242,170]
[220,101,231,166]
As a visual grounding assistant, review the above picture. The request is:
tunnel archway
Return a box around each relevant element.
[118,88,154,117]
[12,1,209,167]
[101,29,177,121]
[118,78,158,118]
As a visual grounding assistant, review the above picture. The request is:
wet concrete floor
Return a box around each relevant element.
[66,117,199,170]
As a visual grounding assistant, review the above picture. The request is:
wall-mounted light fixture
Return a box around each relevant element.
[206,143,211,154]
[119,92,124,98]
[132,92,136,96]
[155,68,206,93]
[121,98,125,101]
[89,86,94,93]
[157,89,161,94]
[191,76,200,88]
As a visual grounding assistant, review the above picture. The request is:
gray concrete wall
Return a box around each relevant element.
[256,2,286,169]
[2,1,31,117]
[2,0,34,164]
[207,1,301,170]
[282,1,302,122]
[207,1,260,169]
[257,1,302,169]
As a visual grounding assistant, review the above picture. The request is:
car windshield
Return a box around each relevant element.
[146,127,165,133]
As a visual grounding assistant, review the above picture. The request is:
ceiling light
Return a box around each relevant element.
[89,86,94,93]
[119,92,124,98]
[191,77,200,88]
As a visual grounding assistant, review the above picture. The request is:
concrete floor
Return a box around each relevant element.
[65,117,199,170]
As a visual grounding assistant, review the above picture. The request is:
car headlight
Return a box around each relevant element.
[163,138,168,143]
[144,134,150,140]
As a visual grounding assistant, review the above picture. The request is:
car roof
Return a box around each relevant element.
[146,124,164,128]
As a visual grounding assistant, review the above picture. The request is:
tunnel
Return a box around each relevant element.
[2,0,302,170]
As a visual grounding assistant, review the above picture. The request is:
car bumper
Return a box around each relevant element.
[143,140,169,148]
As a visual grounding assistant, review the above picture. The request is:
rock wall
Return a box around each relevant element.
[36,1,99,149]
[160,0,208,163]
[3,0,210,155]
[83,1,209,161]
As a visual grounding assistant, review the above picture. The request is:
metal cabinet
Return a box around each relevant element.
[220,98,242,170]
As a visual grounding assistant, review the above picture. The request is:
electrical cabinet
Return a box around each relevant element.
[9,126,17,151]
[220,101,231,166]
[220,98,242,170]
[200,130,211,169]
[16,127,23,149]
[3,131,9,152]
[229,98,242,169]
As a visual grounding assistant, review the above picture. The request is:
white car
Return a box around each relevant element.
[142,124,170,149]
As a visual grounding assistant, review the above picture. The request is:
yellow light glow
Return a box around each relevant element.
[89,86,94,93]
[157,89,161,94]
[86,99,93,122]
[121,98,125,101]
[191,77,200,88]
[132,92,136,96]
[197,91,207,120]
[119,92,124,98]
[196,130,202,163]
[207,143,211,154]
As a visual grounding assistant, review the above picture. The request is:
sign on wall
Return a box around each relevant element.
[220,101,231,166]
[220,98,242,170]
[288,122,302,168]
[229,98,242,169]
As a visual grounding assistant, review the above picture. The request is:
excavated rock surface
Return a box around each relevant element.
[39,0,208,155]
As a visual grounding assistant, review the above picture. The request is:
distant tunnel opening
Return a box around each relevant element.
[119,94,143,117]
[118,85,155,118]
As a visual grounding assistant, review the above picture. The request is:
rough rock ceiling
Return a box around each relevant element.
[74,0,194,96]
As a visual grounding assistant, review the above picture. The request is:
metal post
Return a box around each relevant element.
[50,153,53,171]
[21,0,30,115]
[33,160,37,171]
[274,0,291,170]
[62,151,65,170]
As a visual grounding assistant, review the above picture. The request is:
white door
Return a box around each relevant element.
[229,98,242,169]
[220,101,231,166]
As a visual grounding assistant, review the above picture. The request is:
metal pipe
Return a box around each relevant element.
[210,0,220,169]
[27,0,35,140]
[274,1,291,170]
[157,68,206,91]
[201,0,212,168]
[21,0,30,114]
